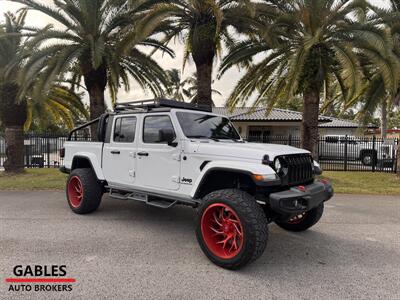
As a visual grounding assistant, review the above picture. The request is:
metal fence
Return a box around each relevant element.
[0,133,398,173]
[246,134,399,173]
[0,133,68,169]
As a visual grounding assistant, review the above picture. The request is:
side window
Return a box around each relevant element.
[143,115,175,144]
[114,117,137,143]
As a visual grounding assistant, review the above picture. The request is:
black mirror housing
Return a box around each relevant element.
[158,128,177,146]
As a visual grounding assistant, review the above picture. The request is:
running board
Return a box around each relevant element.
[108,188,183,209]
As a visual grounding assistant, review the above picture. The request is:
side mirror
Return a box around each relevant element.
[158,128,177,147]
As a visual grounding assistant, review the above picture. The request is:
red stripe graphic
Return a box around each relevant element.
[5,278,76,283]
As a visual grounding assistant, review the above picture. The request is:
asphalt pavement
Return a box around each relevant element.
[0,191,399,299]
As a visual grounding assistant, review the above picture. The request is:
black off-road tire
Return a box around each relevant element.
[275,203,324,232]
[196,189,268,270]
[360,151,377,166]
[66,168,103,214]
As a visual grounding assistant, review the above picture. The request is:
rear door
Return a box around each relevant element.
[103,116,137,186]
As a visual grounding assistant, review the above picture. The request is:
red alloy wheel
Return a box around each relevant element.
[287,212,306,224]
[201,203,244,259]
[67,176,84,208]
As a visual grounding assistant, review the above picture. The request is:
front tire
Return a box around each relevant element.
[275,203,324,232]
[66,168,103,214]
[196,189,268,269]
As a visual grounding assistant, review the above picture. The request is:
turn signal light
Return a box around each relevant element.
[253,174,264,181]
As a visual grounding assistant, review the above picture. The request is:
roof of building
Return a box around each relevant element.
[318,116,377,128]
[212,107,331,123]
[212,107,377,128]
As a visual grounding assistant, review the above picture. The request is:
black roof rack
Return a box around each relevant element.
[114,98,212,113]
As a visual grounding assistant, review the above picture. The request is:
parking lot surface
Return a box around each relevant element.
[0,192,399,299]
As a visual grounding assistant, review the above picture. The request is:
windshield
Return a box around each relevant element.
[176,112,241,140]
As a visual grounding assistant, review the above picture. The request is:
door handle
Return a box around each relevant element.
[111,150,120,154]
[137,152,149,157]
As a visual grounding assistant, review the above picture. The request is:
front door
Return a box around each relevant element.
[136,114,181,191]
[103,116,137,186]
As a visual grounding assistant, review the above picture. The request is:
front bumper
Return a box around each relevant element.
[268,180,333,214]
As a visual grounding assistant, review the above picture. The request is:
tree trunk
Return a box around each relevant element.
[0,82,27,173]
[381,101,387,139]
[301,87,320,159]
[3,126,25,172]
[194,62,213,108]
[82,64,107,139]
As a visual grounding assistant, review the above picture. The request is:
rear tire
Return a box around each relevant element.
[196,189,268,269]
[275,203,324,232]
[66,168,103,214]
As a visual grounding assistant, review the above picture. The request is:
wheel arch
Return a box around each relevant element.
[71,154,105,181]
[192,167,258,199]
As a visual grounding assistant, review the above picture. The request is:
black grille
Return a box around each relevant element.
[279,154,314,186]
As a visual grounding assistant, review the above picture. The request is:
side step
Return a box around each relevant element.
[109,188,178,209]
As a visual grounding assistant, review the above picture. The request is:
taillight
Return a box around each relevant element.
[60,148,65,158]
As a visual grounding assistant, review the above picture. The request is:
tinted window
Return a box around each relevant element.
[143,115,175,143]
[114,117,136,143]
[176,112,240,140]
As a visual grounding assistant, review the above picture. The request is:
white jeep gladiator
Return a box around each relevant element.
[60,99,333,269]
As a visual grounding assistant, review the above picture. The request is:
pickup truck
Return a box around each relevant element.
[60,99,333,269]
[319,135,395,167]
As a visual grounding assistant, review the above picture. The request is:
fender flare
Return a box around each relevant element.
[190,160,276,199]
[71,153,105,181]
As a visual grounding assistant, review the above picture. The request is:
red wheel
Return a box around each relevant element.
[275,203,324,232]
[196,189,268,269]
[287,212,306,224]
[66,168,103,214]
[200,203,244,259]
[67,176,84,208]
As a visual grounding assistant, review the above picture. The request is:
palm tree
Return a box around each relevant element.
[164,69,191,101]
[10,0,173,125]
[164,69,221,103]
[220,0,388,158]
[25,84,88,131]
[185,73,220,105]
[0,11,86,172]
[147,0,254,107]
[359,1,400,139]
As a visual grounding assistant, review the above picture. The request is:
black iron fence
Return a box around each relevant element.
[246,134,399,173]
[0,133,398,173]
[0,133,68,169]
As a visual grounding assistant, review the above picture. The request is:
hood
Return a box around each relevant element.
[193,140,310,162]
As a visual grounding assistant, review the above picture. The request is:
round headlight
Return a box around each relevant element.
[274,158,282,173]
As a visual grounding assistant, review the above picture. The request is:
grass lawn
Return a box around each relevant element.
[321,171,400,195]
[0,168,67,190]
[0,168,399,195]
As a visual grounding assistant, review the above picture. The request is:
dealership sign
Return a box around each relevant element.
[5,265,76,292]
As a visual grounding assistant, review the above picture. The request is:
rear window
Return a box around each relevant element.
[113,117,137,143]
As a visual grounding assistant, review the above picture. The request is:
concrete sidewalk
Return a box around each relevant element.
[0,192,399,299]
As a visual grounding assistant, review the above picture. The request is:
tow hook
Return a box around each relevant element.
[297,185,306,192]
